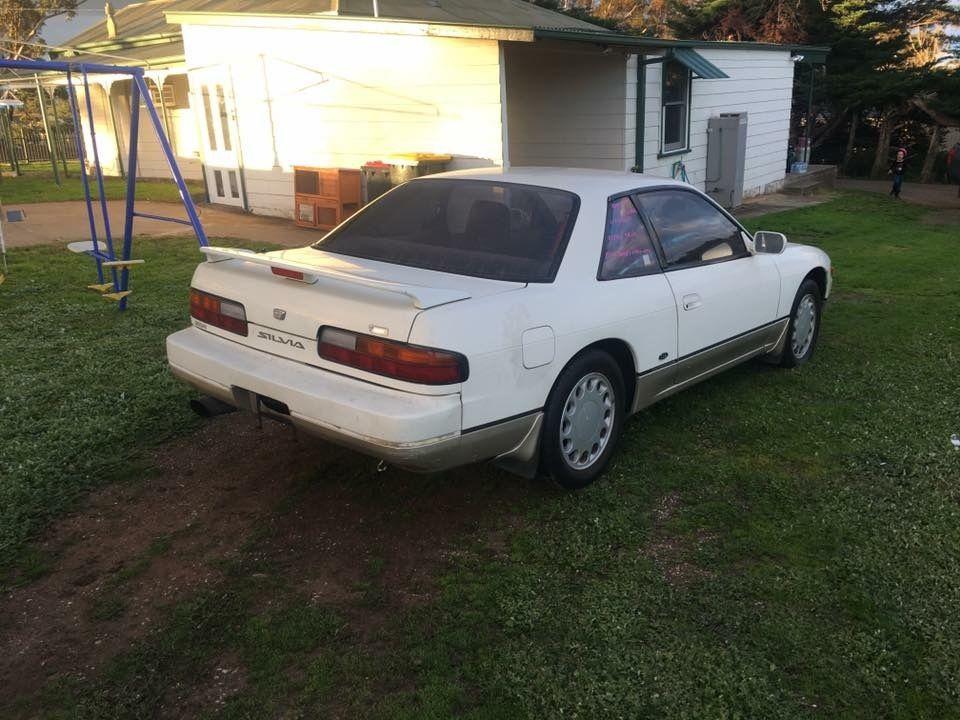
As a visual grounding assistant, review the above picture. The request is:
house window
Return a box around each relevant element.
[661,59,690,154]
[141,81,178,109]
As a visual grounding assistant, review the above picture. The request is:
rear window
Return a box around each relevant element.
[314,179,580,282]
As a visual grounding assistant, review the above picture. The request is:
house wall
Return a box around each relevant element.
[504,42,634,171]
[75,84,123,177]
[640,47,796,198]
[137,75,203,181]
[75,76,203,183]
[181,23,506,217]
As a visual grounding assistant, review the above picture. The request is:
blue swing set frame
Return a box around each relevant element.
[0,58,209,310]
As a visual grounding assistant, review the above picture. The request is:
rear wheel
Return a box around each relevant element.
[781,278,822,367]
[541,350,625,489]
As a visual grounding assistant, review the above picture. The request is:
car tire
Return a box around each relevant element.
[780,278,822,368]
[541,350,626,490]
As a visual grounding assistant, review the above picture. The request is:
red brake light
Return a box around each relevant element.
[190,288,248,336]
[271,266,305,281]
[318,327,468,385]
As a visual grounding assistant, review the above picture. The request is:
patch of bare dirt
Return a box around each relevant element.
[643,491,717,588]
[0,412,541,714]
[161,652,247,720]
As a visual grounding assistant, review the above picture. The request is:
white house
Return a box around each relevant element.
[54,0,827,216]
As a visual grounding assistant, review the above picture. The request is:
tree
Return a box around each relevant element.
[670,0,818,43]
[0,0,79,60]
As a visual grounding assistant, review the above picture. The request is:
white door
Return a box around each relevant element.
[193,73,244,208]
[634,189,781,359]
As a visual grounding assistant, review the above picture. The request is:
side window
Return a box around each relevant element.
[636,190,746,268]
[599,196,660,280]
[661,60,690,154]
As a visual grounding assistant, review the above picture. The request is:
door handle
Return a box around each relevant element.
[682,293,702,311]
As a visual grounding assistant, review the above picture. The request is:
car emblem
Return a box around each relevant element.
[273,308,287,321]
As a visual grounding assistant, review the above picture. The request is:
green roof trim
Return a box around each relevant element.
[533,28,829,57]
[669,48,728,79]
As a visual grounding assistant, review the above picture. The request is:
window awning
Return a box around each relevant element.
[669,48,728,79]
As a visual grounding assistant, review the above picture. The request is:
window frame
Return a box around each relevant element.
[596,191,665,281]
[312,178,582,284]
[659,59,692,157]
[633,186,753,272]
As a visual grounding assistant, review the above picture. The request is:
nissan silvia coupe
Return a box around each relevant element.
[167,168,831,488]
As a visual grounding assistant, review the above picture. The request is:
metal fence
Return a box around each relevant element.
[0,125,79,166]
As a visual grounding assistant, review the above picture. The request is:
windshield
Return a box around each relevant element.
[313,179,580,283]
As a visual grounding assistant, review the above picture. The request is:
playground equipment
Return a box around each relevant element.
[0,205,7,284]
[0,58,209,310]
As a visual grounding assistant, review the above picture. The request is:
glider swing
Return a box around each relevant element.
[0,58,209,310]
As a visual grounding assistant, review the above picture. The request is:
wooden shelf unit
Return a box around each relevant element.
[294,167,362,231]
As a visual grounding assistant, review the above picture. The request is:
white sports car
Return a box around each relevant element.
[167,168,831,488]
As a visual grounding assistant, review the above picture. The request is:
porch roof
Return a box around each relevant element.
[661,48,729,80]
[52,40,185,70]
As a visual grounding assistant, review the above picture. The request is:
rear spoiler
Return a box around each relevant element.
[200,246,471,310]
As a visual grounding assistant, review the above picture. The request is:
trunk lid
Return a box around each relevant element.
[191,246,523,370]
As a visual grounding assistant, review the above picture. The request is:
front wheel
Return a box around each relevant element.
[541,350,625,489]
[780,278,822,368]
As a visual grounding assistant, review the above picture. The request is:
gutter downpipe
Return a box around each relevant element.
[634,54,645,173]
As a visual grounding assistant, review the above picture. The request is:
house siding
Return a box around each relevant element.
[181,24,505,217]
[641,47,795,197]
[75,84,123,177]
[76,78,203,183]
[134,75,203,181]
[504,42,633,171]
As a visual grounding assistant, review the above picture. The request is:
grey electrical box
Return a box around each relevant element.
[705,112,748,209]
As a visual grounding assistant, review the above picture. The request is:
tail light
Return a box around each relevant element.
[190,288,248,336]
[271,266,305,281]
[318,327,468,385]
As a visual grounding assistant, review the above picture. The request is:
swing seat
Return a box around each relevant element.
[101,259,145,267]
[87,282,115,292]
[67,240,105,255]
[102,290,132,302]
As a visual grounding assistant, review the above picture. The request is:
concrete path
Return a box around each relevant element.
[7,181,949,252]
[1,200,320,250]
[838,179,960,208]
[734,191,833,221]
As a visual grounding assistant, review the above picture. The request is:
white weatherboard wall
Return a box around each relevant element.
[132,75,203,181]
[504,42,634,171]
[181,24,505,217]
[77,79,203,182]
[641,47,795,197]
[75,85,123,177]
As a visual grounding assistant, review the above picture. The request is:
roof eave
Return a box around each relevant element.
[68,32,183,52]
[165,11,537,42]
[533,28,829,57]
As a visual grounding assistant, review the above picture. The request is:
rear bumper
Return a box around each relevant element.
[166,327,540,472]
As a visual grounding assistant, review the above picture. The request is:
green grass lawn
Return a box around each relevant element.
[0,237,247,581]
[0,162,205,204]
[2,193,959,718]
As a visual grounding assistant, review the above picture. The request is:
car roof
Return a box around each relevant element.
[417,166,689,196]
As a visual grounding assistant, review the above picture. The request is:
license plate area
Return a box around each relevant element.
[231,387,291,418]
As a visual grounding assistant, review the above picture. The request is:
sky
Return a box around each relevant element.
[42,0,138,47]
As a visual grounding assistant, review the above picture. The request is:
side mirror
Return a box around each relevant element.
[753,231,787,254]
